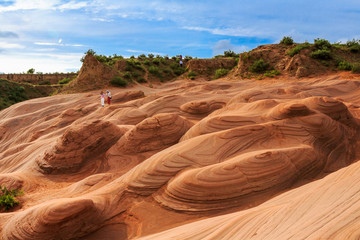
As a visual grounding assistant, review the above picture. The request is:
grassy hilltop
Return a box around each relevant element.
[2,37,360,109]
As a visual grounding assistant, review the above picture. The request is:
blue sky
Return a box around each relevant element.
[0,0,360,73]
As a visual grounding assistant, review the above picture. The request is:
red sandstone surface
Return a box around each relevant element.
[1,73,360,239]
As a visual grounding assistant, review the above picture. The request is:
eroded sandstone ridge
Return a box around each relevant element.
[0,76,360,239]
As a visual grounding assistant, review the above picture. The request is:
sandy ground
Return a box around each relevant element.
[0,74,360,239]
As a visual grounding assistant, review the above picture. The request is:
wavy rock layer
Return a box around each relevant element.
[116,113,192,153]
[36,120,123,174]
[0,77,360,239]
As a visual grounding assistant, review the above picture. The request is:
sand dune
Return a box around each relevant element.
[0,76,360,239]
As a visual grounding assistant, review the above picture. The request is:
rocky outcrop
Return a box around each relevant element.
[36,120,123,174]
[116,113,192,153]
[66,55,118,91]
[187,58,237,74]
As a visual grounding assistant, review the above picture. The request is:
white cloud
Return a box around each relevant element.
[184,26,267,38]
[0,41,25,49]
[35,48,58,52]
[34,41,84,47]
[0,0,60,12]
[92,17,114,22]
[126,49,164,55]
[0,52,82,73]
[0,0,89,12]
[57,1,88,10]
[34,42,58,46]
[212,39,249,56]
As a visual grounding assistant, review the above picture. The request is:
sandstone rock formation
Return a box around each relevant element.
[0,76,360,239]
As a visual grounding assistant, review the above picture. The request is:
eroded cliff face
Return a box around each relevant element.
[186,58,237,75]
[0,75,360,239]
[65,54,118,91]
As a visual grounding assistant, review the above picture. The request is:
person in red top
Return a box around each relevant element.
[106,90,111,105]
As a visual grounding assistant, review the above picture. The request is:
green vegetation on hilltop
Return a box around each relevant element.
[250,59,270,73]
[0,79,55,110]
[280,36,294,45]
[286,42,310,56]
[238,36,360,79]
[0,79,28,110]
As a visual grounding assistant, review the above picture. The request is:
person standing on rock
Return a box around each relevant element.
[106,90,112,105]
[100,91,105,107]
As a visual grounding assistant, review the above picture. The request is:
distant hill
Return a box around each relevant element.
[0,79,58,110]
[62,54,237,92]
[235,39,360,79]
[2,39,360,109]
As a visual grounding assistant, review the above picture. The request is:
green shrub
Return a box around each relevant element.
[149,66,161,76]
[184,55,193,60]
[314,38,331,49]
[346,39,360,47]
[163,68,171,74]
[264,72,274,77]
[110,76,128,87]
[214,68,230,79]
[137,77,147,83]
[0,185,23,211]
[321,60,330,66]
[173,68,185,76]
[123,72,132,79]
[280,36,294,45]
[152,58,160,65]
[131,71,141,78]
[224,49,238,57]
[160,58,167,65]
[126,59,135,67]
[138,54,146,59]
[94,54,120,66]
[85,49,96,55]
[148,53,154,58]
[187,71,197,79]
[352,63,360,73]
[310,49,332,59]
[241,53,250,63]
[286,42,310,56]
[143,60,150,65]
[337,61,353,71]
[264,70,281,77]
[250,59,270,73]
[135,65,144,71]
[58,77,71,84]
[27,68,35,74]
[170,62,179,70]
[39,80,51,85]
[349,44,360,53]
